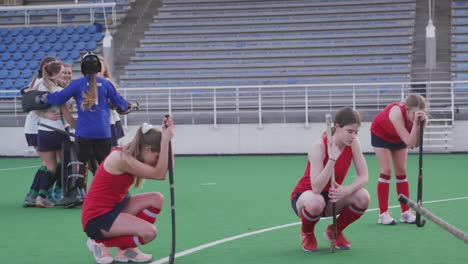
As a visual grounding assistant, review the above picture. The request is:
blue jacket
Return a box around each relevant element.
[47,76,129,139]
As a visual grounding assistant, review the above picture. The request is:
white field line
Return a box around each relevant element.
[151,196,468,264]
[0,165,37,171]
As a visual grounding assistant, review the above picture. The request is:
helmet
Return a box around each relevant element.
[81,52,102,75]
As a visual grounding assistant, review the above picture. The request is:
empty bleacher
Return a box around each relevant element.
[451,0,468,108]
[0,1,137,96]
[0,24,103,93]
[1,0,134,28]
[120,0,416,88]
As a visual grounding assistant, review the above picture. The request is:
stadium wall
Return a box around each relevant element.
[1,121,468,156]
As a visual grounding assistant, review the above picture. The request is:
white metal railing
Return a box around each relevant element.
[1,80,468,127]
[0,3,116,26]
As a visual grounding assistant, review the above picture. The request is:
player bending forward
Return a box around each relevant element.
[81,118,174,264]
[291,107,370,251]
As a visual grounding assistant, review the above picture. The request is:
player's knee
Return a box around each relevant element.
[304,197,326,215]
[394,169,407,177]
[380,169,392,176]
[148,192,164,208]
[141,225,158,242]
[354,189,370,208]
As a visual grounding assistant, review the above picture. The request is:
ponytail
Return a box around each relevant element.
[80,74,98,111]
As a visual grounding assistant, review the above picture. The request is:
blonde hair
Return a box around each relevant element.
[122,126,162,188]
[80,74,98,111]
[405,94,427,112]
[98,55,117,87]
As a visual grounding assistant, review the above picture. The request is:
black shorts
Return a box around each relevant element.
[84,194,130,240]
[291,191,329,217]
[25,133,37,147]
[76,137,112,165]
[110,121,125,147]
[37,130,69,152]
[371,132,407,150]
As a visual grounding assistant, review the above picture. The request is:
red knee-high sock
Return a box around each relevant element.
[396,174,410,213]
[336,205,367,232]
[136,207,161,224]
[377,173,391,214]
[300,207,320,233]
[97,235,145,250]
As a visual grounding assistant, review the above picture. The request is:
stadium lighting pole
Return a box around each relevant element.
[426,0,436,69]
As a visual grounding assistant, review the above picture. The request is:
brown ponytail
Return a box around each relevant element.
[122,125,162,188]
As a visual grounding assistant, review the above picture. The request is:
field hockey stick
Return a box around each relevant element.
[165,115,176,264]
[416,118,426,227]
[399,194,468,243]
[325,114,337,253]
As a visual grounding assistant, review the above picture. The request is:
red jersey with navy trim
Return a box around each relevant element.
[370,102,412,143]
[81,148,135,230]
[291,137,353,200]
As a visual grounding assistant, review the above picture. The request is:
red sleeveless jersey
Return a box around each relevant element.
[81,148,135,230]
[291,137,353,200]
[370,102,412,143]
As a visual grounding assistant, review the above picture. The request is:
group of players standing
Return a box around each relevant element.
[21,53,174,263]
[19,52,427,263]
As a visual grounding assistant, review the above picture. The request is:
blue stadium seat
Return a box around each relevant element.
[25,35,35,44]
[76,41,86,50]
[30,42,40,52]
[12,35,24,45]
[15,78,26,88]
[42,27,53,35]
[32,27,41,36]
[59,34,69,43]
[3,79,13,89]
[65,25,75,34]
[64,42,74,51]
[76,25,86,34]
[81,32,91,42]
[9,28,20,37]
[5,60,15,70]
[70,49,81,60]
[28,60,39,70]
[10,69,20,79]
[47,51,57,58]
[0,69,8,79]
[21,27,30,36]
[54,26,63,35]
[48,33,58,43]
[12,52,22,61]
[17,60,27,70]
[71,32,80,42]
[42,42,52,52]
[87,25,97,34]
[86,41,97,50]
[0,28,8,37]
[8,44,18,53]
[19,43,29,52]
[3,35,13,44]
[37,34,47,44]
[0,43,5,53]
[22,69,33,79]
[53,42,63,52]
[93,33,103,41]
[59,50,68,60]
[23,51,34,61]
[35,51,46,61]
